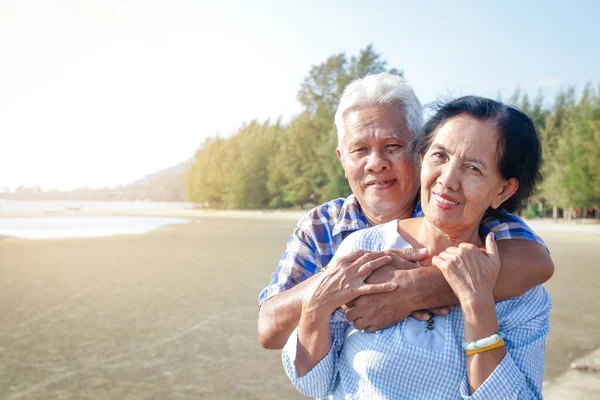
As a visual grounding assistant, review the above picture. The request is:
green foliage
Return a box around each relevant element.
[542,84,600,210]
[186,44,400,209]
[184,45,599,215]
[524,203,541,219]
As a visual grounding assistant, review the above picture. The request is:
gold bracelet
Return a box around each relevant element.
[465,339,505,356]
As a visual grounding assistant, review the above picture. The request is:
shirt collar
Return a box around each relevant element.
[331,195,422,237]
[332,194,370,237]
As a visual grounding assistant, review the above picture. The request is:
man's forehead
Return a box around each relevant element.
[343,105,412,142]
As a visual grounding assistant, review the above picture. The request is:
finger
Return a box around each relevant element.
[342,299,356,311]
[356,282,398,296]
[344,306,359,322]
[365,326,377,333]
[458,242,477,250]
[386,247,428,262]
[352,252,389,270]
[353,318,369,330]
[410,310,430,321]
[356,255,392,276]
[429,307,450,316]
[443,247,460,254]
[339,249,367,264]
[431,255,447,269]
[485,232,500,265]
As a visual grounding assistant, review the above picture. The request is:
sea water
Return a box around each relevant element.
[0,216,189,239]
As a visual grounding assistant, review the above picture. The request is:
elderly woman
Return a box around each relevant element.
[282,96,551,399]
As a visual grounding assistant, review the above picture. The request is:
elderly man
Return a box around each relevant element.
[258,73,553,350]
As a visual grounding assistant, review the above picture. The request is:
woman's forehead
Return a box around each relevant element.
[430,116,499,159]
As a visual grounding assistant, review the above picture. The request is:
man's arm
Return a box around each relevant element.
[258,247,427,349]
[258,276,317,350]
[344,240,554,331]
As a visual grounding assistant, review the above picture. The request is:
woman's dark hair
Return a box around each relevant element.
[409,96,541,213]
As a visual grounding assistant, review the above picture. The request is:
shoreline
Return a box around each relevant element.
[0,208,308,221]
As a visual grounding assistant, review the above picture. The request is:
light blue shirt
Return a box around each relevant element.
[282,220,551,399]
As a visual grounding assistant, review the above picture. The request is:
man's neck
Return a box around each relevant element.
[364,208,414,227]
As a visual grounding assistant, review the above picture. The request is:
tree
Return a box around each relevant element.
[542,85,599,214]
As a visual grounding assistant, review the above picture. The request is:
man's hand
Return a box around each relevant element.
[342,248,427,332]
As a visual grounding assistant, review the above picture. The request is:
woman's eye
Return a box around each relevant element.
[385,144,402,152]
[432,152,445,159]
[467,165,481,173]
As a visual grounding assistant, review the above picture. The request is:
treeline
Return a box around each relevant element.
[186,45,399,209]
[507,86,600,218]
[187,45,600,218]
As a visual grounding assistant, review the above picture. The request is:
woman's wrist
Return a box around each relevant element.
[461,298,499,342]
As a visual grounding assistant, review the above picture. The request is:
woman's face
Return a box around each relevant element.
[420,114,518,235]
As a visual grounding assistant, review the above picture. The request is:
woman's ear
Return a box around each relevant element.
[491,178,519,209]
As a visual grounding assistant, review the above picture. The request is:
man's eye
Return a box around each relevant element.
[467,165,481,173]
[432,152,445,159]
[385,144,402,151]
[352,147,367,153]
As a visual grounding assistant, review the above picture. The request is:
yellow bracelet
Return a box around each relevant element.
[465,339,505,356]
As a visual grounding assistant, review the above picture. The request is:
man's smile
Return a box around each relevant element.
[365,178,397,189]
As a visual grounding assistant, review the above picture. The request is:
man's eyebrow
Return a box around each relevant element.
[429,144,487,167]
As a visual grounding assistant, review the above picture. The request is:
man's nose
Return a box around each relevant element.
[365,150,391,173]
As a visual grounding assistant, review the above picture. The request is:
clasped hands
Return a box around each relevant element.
[303,234,500,333]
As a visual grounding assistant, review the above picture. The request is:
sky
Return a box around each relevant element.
[1,0,598,191]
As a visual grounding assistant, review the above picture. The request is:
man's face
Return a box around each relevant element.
[337,103,420,225]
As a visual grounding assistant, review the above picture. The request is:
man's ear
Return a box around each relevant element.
[491,178,519,209]
[336,148,348,178]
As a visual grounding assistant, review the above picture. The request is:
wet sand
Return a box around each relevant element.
[0,216,598,399]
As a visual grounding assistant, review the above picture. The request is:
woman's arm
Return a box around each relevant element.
[294,251,396,374]
[433,234,550,397]
[281,236,398,397]
[282,311,349,397]
[433,233,505,391]
[459,286,550,398]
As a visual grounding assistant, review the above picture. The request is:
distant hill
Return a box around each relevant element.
[1,160,192,202]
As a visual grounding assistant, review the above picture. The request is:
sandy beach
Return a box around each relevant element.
[1,212,599,399]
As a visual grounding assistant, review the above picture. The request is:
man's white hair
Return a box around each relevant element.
[334,73,423,149]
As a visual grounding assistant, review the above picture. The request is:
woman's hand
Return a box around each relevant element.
[432,233,500,306]
[302,251,398,317]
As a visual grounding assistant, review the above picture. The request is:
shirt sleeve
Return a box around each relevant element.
[282,310,348,398]
[258,216,321,306]
[479,209,545,246]
[459,286,551,399]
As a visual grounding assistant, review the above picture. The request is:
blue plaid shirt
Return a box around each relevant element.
[282,220,551,399]
[259,195,544,306]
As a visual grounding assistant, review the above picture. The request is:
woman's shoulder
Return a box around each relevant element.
[341,220,402,252]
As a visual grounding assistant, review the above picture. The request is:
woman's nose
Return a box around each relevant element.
[365,150,391,173]
[437,164,460,191]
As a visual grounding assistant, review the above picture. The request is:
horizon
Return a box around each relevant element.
[2,1,599,191]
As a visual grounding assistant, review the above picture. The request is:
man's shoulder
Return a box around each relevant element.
[296,195,361,228]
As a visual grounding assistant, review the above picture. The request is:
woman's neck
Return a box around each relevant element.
[398,218,483,261]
